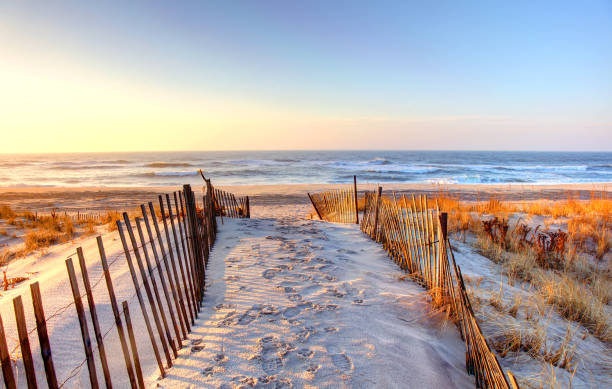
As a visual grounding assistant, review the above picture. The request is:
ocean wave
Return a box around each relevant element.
[587,164,612,170]
[48,164,122,170]
[145,162,194,168]
[104,159,131,164]
[134,171,199,178]
[368,157,392,165]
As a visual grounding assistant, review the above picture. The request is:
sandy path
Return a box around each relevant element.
[156,216,472,388]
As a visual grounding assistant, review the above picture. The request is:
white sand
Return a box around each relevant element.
[153,215,472,388]
[1,203,474,388]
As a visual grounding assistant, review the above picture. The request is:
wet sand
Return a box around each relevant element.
[0,183,609,214]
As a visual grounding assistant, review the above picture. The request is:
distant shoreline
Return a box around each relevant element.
[0,183,609,213]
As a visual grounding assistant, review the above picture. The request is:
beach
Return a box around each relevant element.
[0,182,611,388]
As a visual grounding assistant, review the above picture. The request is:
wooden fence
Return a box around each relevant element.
[205,180,250,219]
[0,181,241,389]
[309,184,520,389]
[307,175,359,224]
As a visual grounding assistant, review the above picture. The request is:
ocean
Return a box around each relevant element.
[0,151,610,187]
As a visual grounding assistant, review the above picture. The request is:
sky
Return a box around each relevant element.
[1,1,611,153]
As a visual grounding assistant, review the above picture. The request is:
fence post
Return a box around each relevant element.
[66,257,99,389]
[439,212,448,240]
[121,301,145,389]
[0,313,16,389]
[30,282,59,388]
[97,236,140,388]
[13,296,37,389]
[246,196,250,218]
[353,176,359,224]
[373,186,383,241]
[76,247,112,389]
[307,193,323,220]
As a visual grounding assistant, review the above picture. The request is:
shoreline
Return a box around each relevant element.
[0,183,610,213]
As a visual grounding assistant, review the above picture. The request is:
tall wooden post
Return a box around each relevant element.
[373,186,383,241]
[13,296,37,389]
[77,247,112,389]
[439,212,448,241]
[66,257,99,389]
[30,282,58,388]
[0,313,16,389]
[97,237,139,388]
[353,175,359,224]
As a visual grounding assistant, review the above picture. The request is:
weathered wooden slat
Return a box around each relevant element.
[0,313,16,389]
[65,257,99,389]
[30,282,59,388]
[76,247,112,389]
[97,236,140,388]
[13,296,37,389]
[121,301,145,387]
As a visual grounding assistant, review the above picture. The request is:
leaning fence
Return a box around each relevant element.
[208,181,250,219]
[0,179,244,389]
[308,181,520,389]
[307,176,359,224]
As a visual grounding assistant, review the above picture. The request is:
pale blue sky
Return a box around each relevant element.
[1,1,611,151]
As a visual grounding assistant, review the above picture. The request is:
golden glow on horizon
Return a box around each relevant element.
[1,35,609,153]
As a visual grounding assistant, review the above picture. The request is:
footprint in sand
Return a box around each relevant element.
[331,353,353,372]
[282,306,302,318]
[277,285,296,293]
[260,305,279,315]
[296,348,314,359]
[295,327,316,343]
[262,357,283,374]
[263,268,281,279]
[306,363,321,374]
[287,294,302,302]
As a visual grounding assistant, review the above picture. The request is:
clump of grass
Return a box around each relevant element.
[477,198,515,214]
[596,228,610,260]
[538,274,611,342]
[0,205,16,219]
[489,280,506,312]
[23,229,61,252]
[542,326,578,370]
[508,294,522,318]
[476,232,612,343]
[102,211,122,231]
[490,322,545,358]
[85,219,97,235]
